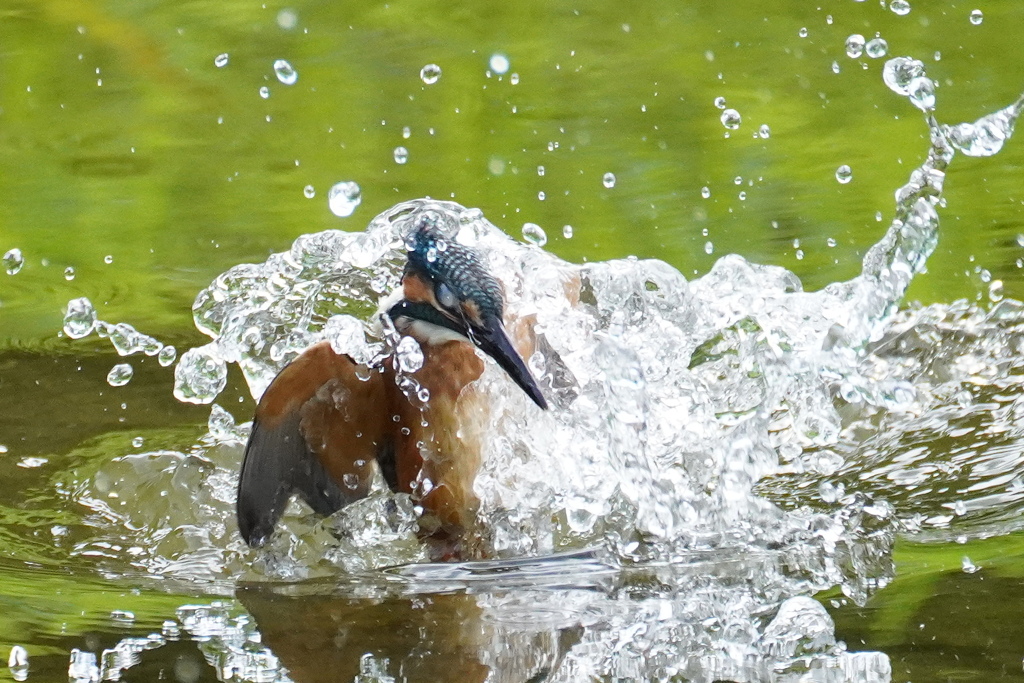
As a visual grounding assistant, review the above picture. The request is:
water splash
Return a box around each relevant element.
[56,57,1024,683]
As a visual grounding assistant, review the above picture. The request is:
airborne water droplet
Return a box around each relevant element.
[720,108,741,130]
[866,37,889,59]
[303,185,315,198]
[835,165,853,184]
[273,59,298,85]
[969,9,983,25]
[759,124,771,138]
[173,345,228,404]
[845,34,865,59]
[603,172,616,188]
[396,336,424,373]
[420,64,441,84]
[522,223,547,246]
[882,57,926,96]
[63,297,97,338]
[158,345,177,367]
[713,96,727,110]
[489,53,510,75]
[63,266,75,281]
[393,146,409,164]
[214,53,229,68]
[107,363,134,387]
[907,76,936,112]
[3,248,24,275]
[890,0,911,16]
[328,181,362,217]
[701,186,711,199]
[562,224,574,239]
[259,86,270,99]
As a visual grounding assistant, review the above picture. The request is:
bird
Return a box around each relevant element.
[236,216,548,561]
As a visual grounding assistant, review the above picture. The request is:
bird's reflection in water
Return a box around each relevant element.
[236,582,584,683]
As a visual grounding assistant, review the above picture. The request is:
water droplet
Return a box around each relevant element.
[714,96,727,110]
[603,172,616,188]
[277,7,298,29]
[537,165,545,177]
[110,610,135,624]
[989,279,1004,302]
[798,27,808,38]
[259,86,270,99]
[845,34,865,59]
[562,224,574,239]
[758,124,771,138]
[63,266,75,281]
[107,363,134,387]
[273,59,298,85]
[214,53,229,68]
[738,191,747,200]
[866,37,888,59]
[63,297,97,338]
[969,9,983,25]
[420,64,441,84]
[701,186,711,199]
[104,254,114,265]
[522,223,547,246]
[704,241,714,254]
[393,146,408,164]
[303,185,315,198]
[8,645,28,681]
[69,650,98,683]
[489,53,510,74]
[882,57,926,96]
[328,181,362,217]
[173,345,228,404]
[908,76,936,112]
[402,126,411,139]
[158,345,177,367]
[131,436,144,448]
[3,248,24,275]
[890,0,911,16]
[396,336,424,373]
[962,556,980,573]
[537,191,546,200]
[835,165,853,184]
[720,108,741,130]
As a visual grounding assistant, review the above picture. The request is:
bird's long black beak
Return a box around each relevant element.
[471,315,548,410]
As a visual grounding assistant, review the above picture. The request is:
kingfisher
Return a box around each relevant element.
[236,217,548,560]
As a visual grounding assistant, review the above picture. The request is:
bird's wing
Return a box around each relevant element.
[237,341,389,547]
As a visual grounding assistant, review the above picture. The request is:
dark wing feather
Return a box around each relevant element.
[237,412,347,546]
[236,342,389,547]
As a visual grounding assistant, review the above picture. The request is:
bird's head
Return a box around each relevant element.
[385,218,548,410]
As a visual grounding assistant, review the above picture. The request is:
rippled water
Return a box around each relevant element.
[21,56,1018,681]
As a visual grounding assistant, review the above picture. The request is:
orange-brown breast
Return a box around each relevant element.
[387,340,486,553]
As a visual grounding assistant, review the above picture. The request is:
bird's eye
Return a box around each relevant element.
[435,282,458,309]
